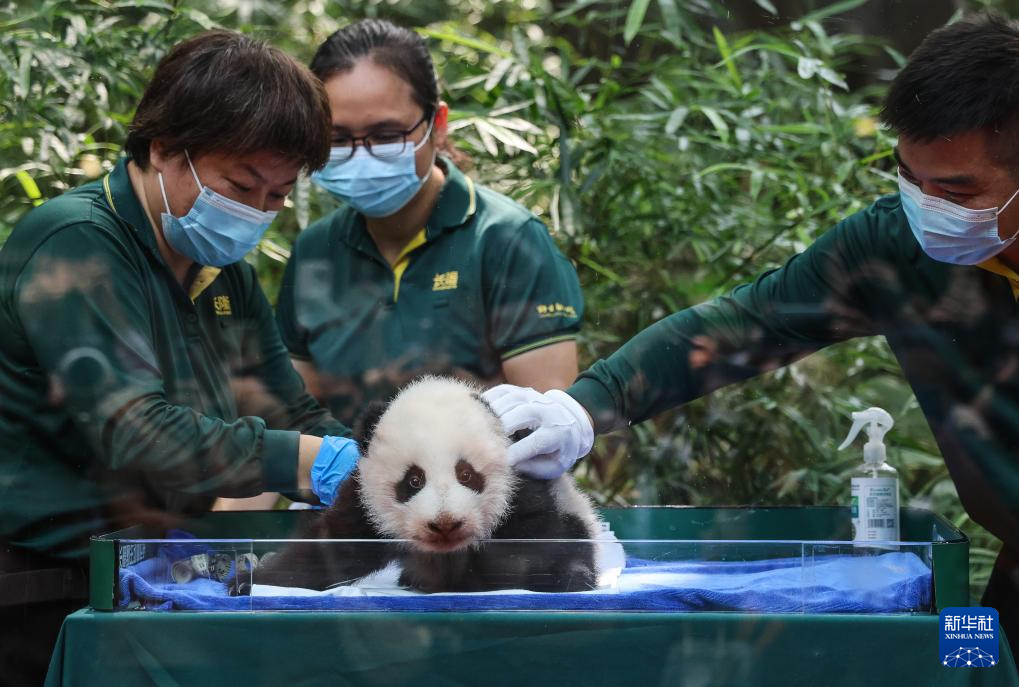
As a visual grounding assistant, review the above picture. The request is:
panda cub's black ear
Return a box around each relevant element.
[474,392,498,421]
[474,391,531,443]
[353,401,389,455]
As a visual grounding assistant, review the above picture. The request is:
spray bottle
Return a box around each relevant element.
[838,407,900,542]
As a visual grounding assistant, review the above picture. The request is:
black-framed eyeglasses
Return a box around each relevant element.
[329,111,434,163]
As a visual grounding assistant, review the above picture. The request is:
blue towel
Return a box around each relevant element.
[117,549,932,613]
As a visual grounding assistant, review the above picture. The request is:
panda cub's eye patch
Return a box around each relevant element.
[395,465,426,503]
[454,459,485,493]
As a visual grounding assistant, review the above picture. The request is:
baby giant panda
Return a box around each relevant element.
[239,376,600,594]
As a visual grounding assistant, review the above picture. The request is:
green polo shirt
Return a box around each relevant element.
[0,158,347,558]
[568,193,1018,584]
[276,159,583,426]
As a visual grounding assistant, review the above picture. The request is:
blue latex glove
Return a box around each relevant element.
[310,435,360,506]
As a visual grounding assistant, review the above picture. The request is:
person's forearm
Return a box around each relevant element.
[213,493,281,511]
[501,339,579,392]
[568,308,716,433]
[569,293,830,433]
[297,434,323,492]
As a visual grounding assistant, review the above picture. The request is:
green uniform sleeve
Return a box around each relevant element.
[569,208,885,433]
[275,242,311,361]
[236,261,349,440]
[484,218,584,359]
[15,224,301,496]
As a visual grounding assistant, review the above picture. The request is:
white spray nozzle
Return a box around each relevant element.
[838,407,893,463]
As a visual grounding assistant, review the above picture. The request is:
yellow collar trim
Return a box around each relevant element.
[977,257,1019,300]
[465,176,477,218]
[102,174,118,214]
[189,266,223,302]
[392,228,428,303]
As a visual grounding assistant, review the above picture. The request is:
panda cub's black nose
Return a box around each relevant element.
[427,517,464,535]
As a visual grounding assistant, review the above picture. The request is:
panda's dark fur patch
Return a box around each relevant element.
[353,401,388,454]
[395,465,426,503]
[454,458,485,493]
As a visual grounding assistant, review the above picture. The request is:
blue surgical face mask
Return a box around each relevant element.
[158,152,278,267]
[311,119,436,218]
[898,172,1019,265]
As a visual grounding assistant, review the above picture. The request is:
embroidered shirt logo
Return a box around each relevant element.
[536,303,577,318]
[432,271,459,291]
[213,295,232,316]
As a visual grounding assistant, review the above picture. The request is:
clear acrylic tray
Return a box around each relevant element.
[91,506,967,614]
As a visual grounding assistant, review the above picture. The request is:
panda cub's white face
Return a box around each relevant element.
[357,377,518,553]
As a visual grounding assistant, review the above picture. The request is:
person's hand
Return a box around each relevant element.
[482,385,594,479]
[310,435,360,506]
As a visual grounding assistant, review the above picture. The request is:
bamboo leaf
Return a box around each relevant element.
[15,170,43,206]
[473,118,538,155]
[448,74,490,91]
[417,28,511,58]
[484,57,514,92]
[550,0,601,22]
[695,162,756,178]
[758,123,826,134]
[697,106,730,142]
[818,66,848,90]
[111,0,176,11]
[473,121,500,157]
[750,169,764,200]
[623,0,652,46]
[576,255,626,284]
[859,148,894,166]
[801,0,870,23]
[665,106,689,136]
[17,46,32,100]
[656,0,684,43]
[488,116,542,134]
[712,26,742,89]
[257,238,291,262]
[179,7,216,31]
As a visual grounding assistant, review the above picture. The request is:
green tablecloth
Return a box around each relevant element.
[46,608,1018,686]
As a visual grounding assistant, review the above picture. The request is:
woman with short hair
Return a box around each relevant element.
[0,31,357,684]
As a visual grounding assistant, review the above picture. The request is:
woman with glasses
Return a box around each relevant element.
[272,19,584,434]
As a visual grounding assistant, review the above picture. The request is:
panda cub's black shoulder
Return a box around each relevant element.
[244,376,599,594]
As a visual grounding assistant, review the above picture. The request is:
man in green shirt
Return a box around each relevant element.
[486,15,1019,655]
[0,31,358,685]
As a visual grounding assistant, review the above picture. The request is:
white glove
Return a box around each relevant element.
[483,385,595,479]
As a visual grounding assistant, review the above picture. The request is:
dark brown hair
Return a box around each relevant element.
[881,14,1019,172]
[311,19,438,114]
[310,19,472,169]
[126,30,331,171]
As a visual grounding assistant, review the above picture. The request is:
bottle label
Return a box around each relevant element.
[850,477,899,541]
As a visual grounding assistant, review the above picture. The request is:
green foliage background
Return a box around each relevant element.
[0,0,1010,598]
